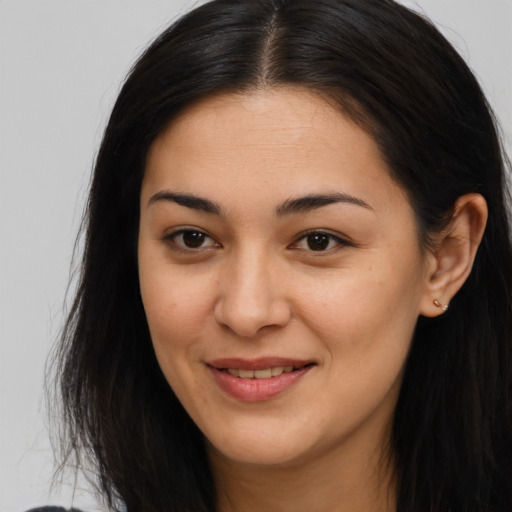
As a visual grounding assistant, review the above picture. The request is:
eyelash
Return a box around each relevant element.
[163,228,352,254]
[291,230,352,253]
[163,229,219,253]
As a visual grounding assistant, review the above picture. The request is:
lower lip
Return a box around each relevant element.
[208,366,313,402]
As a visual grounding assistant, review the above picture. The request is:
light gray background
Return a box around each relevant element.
[1,1,510,511]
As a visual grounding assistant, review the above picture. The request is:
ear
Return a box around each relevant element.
[420,193,488,317]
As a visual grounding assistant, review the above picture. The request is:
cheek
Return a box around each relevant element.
[139,265,218,404]
[297,262,422,427]
[298,247,424,362]
[139,261,217,352]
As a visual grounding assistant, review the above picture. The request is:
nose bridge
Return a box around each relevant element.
[214,242,290,337]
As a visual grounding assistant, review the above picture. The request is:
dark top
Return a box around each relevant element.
[25,507,85,512]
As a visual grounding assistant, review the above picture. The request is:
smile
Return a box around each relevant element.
[207,358,315,401]
[223,366,295,379]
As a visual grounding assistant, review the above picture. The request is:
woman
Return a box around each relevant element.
[47,0,512,511]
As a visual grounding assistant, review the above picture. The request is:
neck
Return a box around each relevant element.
[209,432,396,512]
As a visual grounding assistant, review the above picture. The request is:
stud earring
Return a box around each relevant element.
[433,299,448,312]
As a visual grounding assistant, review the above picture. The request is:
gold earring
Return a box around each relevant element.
[433,299,448,312]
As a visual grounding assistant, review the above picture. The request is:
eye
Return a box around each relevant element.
[292,231,349,252]
[164,229,218,251]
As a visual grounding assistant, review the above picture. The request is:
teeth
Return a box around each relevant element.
[254,368,272,379]
[271,367,284,377]
[225,366,298,379]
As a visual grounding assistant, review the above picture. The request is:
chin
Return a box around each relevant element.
[204,420,325,468]
[211,441,305,468]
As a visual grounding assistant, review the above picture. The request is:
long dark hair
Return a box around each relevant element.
[51,1,512,510]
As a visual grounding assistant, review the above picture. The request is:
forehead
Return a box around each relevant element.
[142,87,410,217]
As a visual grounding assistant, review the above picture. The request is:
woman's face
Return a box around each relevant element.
[138,88,433,468]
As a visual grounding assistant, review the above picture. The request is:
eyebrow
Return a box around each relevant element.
[148,190,372,216]
[275,193,372,216]
[148,191,221,214]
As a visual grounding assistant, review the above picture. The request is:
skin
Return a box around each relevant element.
[138,88,487,512]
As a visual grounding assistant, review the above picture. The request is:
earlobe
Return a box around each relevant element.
[420,193,488,318]
[432,298,449,312]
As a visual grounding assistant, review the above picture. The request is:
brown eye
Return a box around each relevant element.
[292,231,349,253]
[166,229,218,251]
[307,233,331,251]
[182,230,207,248]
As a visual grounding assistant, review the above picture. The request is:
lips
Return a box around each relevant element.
[225,366,295,379]
[208,357,313,371]
[207,358,315,401]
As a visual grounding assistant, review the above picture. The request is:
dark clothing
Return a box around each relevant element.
[25,507,84,512]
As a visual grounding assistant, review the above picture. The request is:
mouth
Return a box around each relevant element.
[208,357,314,375]
[219,364,312,379]
[206,358,315,401]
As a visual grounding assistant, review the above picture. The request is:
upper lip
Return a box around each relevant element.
[207,357,314,371]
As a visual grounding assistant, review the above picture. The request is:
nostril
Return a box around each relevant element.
[213,293,292,338]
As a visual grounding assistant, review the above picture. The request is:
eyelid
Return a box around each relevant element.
[162,227,220,252]
[161,227,353,254]
[290,229,354,252]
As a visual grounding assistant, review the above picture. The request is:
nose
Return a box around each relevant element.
[213,249,292,338]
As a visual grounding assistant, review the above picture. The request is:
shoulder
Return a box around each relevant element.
[25,507,85,512]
